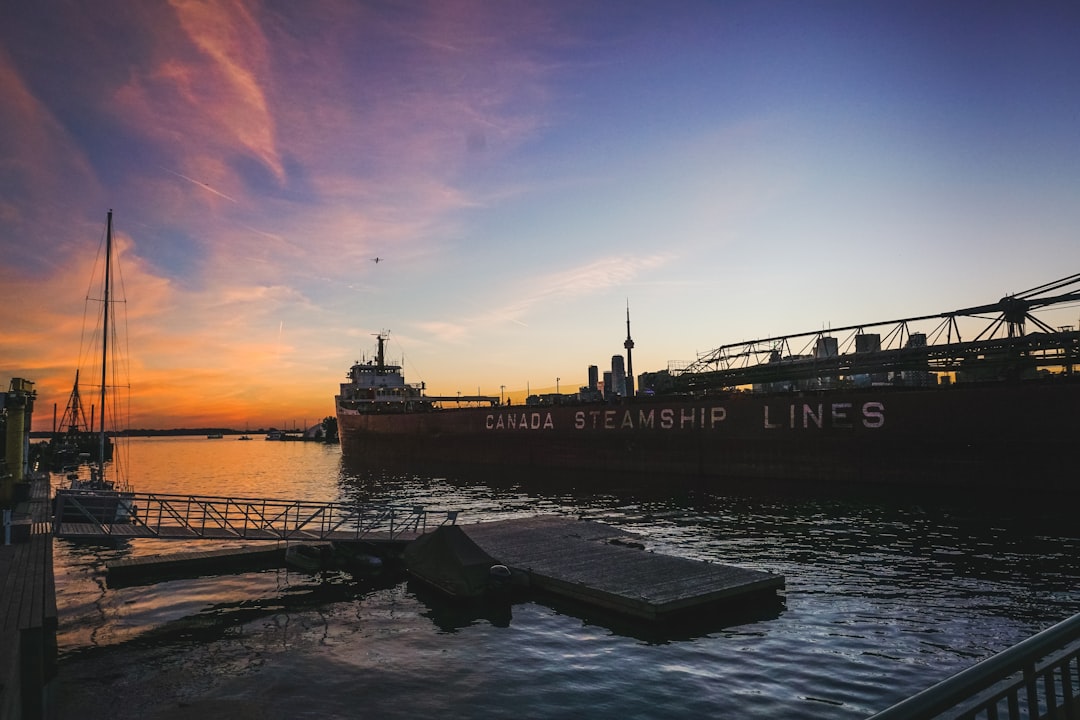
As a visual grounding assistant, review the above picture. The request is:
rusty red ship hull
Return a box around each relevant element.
[338,379,1079,491]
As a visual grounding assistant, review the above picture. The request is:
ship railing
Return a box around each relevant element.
[53,491,457,541]
[867,611,1080,720]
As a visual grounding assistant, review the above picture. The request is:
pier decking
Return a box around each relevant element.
[463,516,784,620]
[1,472,57,720]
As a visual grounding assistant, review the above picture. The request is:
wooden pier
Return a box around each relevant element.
[1,472,57,720]
[463,516,784,620]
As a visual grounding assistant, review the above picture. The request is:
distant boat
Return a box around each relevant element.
[237,435,252,441]
[206,433,223,439]
[47,369,112,470]
[53,211,136,525]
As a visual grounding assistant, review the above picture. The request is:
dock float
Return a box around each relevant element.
[106,545,286,587]
[93,515,784,624]
[461,516,784,621]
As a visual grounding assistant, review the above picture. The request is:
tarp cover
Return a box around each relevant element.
[404,525,498,597]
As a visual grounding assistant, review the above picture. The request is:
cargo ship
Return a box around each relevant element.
[336,275,1080,492]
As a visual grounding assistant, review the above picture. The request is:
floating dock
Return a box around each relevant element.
[98,513,784,622]
[463,516,784,620]
[106,545,286,587]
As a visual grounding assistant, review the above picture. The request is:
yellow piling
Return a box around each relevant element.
[2,378,35,505]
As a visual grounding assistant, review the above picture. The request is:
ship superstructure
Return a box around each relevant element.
[336,333,433,415]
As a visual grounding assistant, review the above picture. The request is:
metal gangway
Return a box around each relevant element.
[52,489,457,543]
[868,611,1080,719]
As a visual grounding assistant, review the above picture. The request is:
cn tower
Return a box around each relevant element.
[623,303,635,397]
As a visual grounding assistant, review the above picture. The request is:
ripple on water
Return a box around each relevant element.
[50,438,1080,719]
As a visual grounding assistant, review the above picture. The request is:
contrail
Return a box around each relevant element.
[160,166,239,203]
[240,224,283,241]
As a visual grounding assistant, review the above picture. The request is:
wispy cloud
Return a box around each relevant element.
[169,0,284,179]
[160,166,239,203]
[417,254,673,343]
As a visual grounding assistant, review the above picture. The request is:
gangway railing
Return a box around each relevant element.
[53,490,458,542]
[868,611,1080,719]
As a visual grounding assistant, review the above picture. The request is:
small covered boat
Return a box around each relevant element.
[403,525,507,598]
[284,543,332,573]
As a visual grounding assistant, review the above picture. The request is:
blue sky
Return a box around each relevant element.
[2,1,1079,428]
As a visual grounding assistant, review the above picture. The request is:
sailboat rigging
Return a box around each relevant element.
[53,210,136,524]
[48,368,111,470]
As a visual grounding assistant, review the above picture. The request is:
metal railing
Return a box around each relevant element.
[868,612,1080,719]
[53,490,458,541]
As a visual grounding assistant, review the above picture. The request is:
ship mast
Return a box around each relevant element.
[98,210,112,477]
[61,369,86,434]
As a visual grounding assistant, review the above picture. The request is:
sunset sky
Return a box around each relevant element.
[3,1,1080,431]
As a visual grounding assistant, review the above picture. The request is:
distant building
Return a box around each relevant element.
[855,334,881,353]
[637,369,673,395]
[814,336,839,359]
[611,355,626,398]
[902,333,937,386]
[853,333,887,386]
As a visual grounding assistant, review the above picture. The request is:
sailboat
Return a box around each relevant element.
[53,210,136,524]
[47,369,112,470]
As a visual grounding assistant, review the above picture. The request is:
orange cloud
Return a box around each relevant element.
[2,2,586,431]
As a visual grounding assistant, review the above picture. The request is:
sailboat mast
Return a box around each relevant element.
[99,210,112,472]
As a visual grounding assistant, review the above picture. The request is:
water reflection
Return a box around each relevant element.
[51,437,1080,719]
[407,578,515,632]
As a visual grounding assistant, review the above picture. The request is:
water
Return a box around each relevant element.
[52,436,1080,719]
